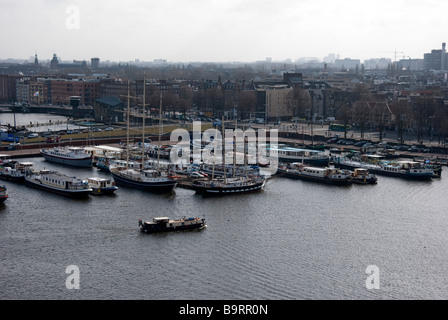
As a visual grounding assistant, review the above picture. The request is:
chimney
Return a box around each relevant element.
[442,42,446,71]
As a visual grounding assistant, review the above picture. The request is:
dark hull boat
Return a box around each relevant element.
[190,176,266,195]
[24,170,92,198]
[277,165,353,186]
[334,158,434,181]
[139,217,206,233]
[111,168,177,193]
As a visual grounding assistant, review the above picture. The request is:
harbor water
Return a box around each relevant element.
[1,156,448,300]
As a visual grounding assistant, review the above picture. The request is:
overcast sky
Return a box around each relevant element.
[1,0,448,63]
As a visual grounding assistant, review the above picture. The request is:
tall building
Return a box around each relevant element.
[91,57,100,69]
[334,58,361,70]
[424,43,448,71]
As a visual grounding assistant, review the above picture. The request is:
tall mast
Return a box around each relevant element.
[126,81,130,169]
[142,77,146,168]
[157,90,162,174]
[233,118,237,178]
[221,116,225,178]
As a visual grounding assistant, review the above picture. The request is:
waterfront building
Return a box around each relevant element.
[93,96,125,124]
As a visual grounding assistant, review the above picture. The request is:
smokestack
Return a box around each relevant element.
[442,42,446,71]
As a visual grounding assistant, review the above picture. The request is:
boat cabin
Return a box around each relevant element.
[153,217,170,224]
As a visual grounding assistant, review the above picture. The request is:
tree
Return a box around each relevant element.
[371,102,391,142]
[336,103,352,139]
[237,90,256,120]
[287,87,311,119]
[393,99,412,144]
[412,96,436,143]
[352,101,370,139]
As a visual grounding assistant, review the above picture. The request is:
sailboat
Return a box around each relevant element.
[190,118,266,195]
[110,80,177,193]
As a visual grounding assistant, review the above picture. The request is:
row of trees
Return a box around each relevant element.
[335,84,448,145]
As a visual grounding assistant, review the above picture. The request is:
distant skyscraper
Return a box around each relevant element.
[91,57,100,69]
[424,43,448,71]
[34,53,39,67]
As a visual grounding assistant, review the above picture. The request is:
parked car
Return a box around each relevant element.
[27,133,39,139]
[105,127,114,131]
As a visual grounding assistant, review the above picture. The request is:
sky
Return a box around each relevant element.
[1,0,448,63]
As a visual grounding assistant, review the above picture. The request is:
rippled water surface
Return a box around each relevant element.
[1,157,448,300]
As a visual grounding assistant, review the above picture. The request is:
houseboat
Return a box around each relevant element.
[40,147,93,168]
[25,170,92,198]
[190,175,266,195]
[87,177,118,195]
[139,217,206,233]
[277,163,353,186]
[334,155,434,180]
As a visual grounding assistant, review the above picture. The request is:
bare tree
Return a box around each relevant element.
[352,101,370,139]
[336,103,352,139]
[238,90,256,120]
[393,99,412,144]
[412,96,436,143]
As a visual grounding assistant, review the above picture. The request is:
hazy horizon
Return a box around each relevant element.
[1,0,448,63]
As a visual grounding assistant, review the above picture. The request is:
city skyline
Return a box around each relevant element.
[1,0,448,63]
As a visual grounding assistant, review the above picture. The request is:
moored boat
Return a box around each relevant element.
[25,170,92,198]
[0,185,8,203]
[40,147,93,168]
[0,161,34,183]
[334,155,434,181]
[190,175,266,195]
[277,163,353,186]
[87,177,118,195]
[351,168,378,184]
[138,217,206,233]
[110,167,177,193]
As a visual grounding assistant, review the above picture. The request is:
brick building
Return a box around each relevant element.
[51,79,100,106]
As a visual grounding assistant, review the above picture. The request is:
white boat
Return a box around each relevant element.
[25,170,92,198]
[40,147,93,168]
[87,177,118,195]
[268,145,330,166]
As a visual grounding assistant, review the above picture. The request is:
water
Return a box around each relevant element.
[1,157,448,300]
[0,113,87,132]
